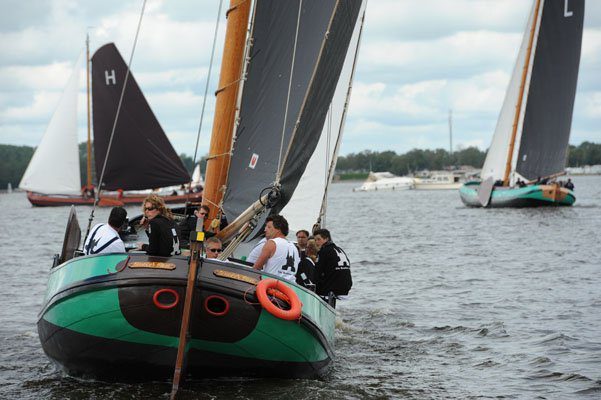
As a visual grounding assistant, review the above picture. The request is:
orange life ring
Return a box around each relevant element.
[256,279,302,321]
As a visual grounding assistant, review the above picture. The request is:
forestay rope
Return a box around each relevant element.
[84,0,147,242]
[184,0,224,212]
[317,3,368,229]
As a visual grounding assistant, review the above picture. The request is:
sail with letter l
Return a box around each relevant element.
[515,0,584,181]
[91,43,190,191]
[481,0,584,184]
[221,0,364,230]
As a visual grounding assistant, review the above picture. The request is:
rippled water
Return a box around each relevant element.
[1,176,600,399]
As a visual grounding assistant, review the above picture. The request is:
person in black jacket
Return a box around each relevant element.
[178,204,210,248]
[136,194,180,257]
[313,228,352,298]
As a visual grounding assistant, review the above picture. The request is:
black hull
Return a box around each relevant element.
[37,255,335,381]
[39,319,331,380]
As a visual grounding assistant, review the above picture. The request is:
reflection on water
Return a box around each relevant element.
[1,175,600,399]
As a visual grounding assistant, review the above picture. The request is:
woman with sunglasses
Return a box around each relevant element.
[136,194,181,257]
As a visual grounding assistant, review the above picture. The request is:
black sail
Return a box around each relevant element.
[91,43,190,191]
[222,0,362,221]
[516,0,584,180]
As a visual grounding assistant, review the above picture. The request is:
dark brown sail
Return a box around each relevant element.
[91,43,190,191]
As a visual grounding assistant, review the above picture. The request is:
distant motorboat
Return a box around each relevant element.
[414,172,463,190]
[354,172,414,191]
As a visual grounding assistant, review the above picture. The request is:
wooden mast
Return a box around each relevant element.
[85,33,93,189]
[202,0,251,226]
[503,0,541,186]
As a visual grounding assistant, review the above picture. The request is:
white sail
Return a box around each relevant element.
[281,1,366,234]
[191,164,204,186]
[20,54,83,194]
[509,1,543,184]
[481,1,539,182]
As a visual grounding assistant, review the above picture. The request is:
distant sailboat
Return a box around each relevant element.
[190,163,204,189]
[460,0,583,207]
[21,40,201,207]
[7,183,13,194]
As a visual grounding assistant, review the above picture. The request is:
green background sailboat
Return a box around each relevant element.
[460,0,584,207]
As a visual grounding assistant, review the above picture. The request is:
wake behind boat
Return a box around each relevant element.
[460,0,583,208]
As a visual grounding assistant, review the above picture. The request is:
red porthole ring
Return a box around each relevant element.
[152,288,179,310]
[204,295,230,317]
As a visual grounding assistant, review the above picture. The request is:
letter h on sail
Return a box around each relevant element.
[105,69,116,85]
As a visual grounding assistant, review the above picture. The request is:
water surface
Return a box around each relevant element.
[1,176,600,399]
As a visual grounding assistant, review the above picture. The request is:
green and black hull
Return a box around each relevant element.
[459,182,575,208]
[38,253,335,380]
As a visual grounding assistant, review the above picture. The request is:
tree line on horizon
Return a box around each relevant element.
[1,141,600,189]
[336,141,601,176]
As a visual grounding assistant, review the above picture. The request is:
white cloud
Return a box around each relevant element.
[1,0,600,158]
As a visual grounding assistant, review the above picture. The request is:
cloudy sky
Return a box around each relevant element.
[1,0,600,158]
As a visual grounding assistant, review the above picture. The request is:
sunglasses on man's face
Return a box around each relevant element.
[144,206,156,211]
[207,248,222,253]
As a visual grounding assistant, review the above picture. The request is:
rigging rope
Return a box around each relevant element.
[84,0,147,242]
[318,2,368,228]
[275,0,303,183]
[320,105,333,228]
[184,0,224,212]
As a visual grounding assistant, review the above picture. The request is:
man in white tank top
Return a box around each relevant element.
[252,215,299,282]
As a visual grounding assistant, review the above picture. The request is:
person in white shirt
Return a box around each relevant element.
[253,215,299,282]
[84,207,127,255]
[246,238,266,264]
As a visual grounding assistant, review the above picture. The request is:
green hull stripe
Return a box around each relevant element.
[459,184,575,205]
[44,286,330,362]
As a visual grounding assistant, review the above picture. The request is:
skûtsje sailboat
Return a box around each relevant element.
[38,0,366,383]
[20,39,201,207]
[460,0,583,207]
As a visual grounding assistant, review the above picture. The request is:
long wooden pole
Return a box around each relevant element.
[86,33,93,188]
[169,226,203,400]
[503,0,541,186]
[202,0,251,227]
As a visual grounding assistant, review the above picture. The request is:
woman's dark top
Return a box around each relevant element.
[142,215,180,256]
[296,257,316,288]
